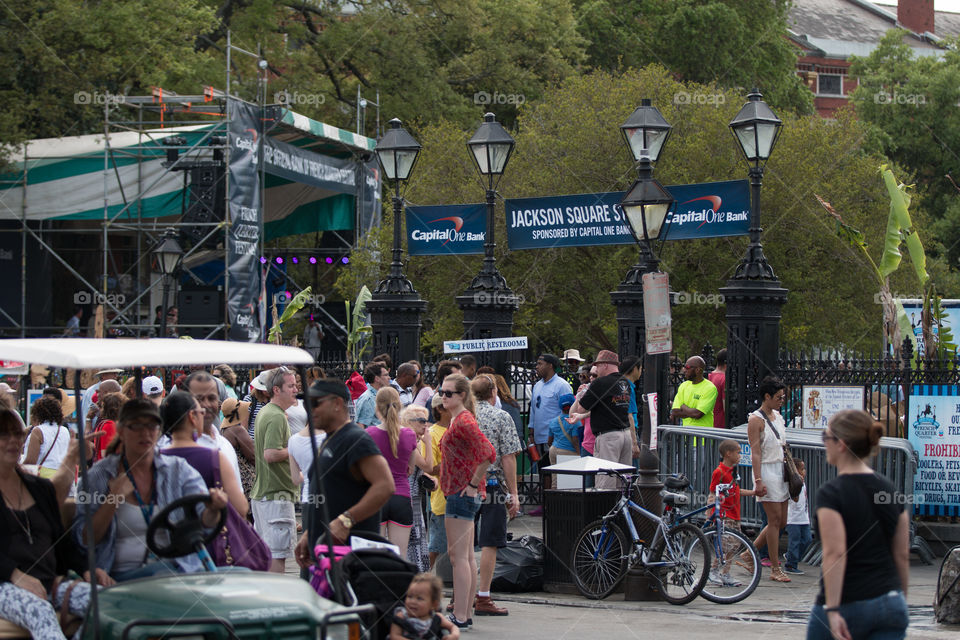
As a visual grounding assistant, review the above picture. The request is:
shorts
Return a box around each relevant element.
[381,494,414,527]
[251,497,296,559]
[444,492,482,521]
[721,517,742,532]
[428,513,447,553]
[757,461,790,503]
[475,494,508,548]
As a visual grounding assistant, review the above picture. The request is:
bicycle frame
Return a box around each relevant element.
[594,477,682,570]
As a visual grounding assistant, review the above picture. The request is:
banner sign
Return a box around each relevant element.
[642,272,672,355]
[443,336,528,354]
[504,179,750,249]
[909,385,960,516]
[406,204,486,255]
[263,136,357,194]
[227,100,263,342]
[800,385,865,429]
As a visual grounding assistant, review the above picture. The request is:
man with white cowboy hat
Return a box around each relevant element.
[79,368,123,426]
[563,348,585,369]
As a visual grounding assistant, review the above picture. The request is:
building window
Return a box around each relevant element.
[818,74,844,96]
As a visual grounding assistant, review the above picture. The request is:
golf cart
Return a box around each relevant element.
[0,338,371,640]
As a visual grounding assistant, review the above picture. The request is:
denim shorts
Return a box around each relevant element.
[806,590,907,640]
[445,492,482,520]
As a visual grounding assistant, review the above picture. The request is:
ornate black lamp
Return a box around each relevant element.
[154,228,182,338]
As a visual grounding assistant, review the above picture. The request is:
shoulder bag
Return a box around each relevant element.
[207,451,272,571]
[761,410,803,500]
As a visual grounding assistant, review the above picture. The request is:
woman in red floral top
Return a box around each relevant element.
[439,373,494,629]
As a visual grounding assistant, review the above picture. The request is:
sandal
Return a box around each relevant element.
[770,567,792,582]
[736,551,755,573]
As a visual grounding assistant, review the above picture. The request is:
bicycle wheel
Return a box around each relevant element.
[571,519,630,599]
[692,527,761,604]
[649,522,709,605]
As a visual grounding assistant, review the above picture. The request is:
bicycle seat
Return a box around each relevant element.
[663,474,690,491]
[661,491,690,506]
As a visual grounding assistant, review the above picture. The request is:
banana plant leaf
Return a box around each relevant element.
[268,286,312,344]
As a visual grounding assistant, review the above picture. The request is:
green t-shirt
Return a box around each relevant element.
[251,402,297,501]
[672,378,718,428]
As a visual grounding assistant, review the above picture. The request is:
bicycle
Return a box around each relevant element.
[667,477,762,604]
[569,470,710,604]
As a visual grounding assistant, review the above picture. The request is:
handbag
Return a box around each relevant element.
[761,410,803,500]
[207,452,272,571]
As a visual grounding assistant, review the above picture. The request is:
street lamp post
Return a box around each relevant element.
[367,118,427,365]
[720,88,789,425]
[456,113,519,371]
[610,99,673,439]
[154,228,183,338]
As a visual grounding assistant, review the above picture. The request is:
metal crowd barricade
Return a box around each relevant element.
[655,424,932,562]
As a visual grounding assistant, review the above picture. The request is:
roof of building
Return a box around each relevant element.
[788,0,960,59]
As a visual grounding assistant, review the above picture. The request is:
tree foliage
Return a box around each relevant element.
[337,66,904,357]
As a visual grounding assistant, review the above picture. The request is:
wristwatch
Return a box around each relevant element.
[337,511,354,529]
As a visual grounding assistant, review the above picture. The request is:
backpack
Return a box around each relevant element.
[936,545,960,624]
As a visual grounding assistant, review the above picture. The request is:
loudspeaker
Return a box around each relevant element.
[177,286,223,339]
[180,162,225,249]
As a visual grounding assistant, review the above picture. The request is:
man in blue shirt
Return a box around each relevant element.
[355,362,390,427]
[529,354,573,449]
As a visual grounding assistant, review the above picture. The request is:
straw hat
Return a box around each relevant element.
[58,389,76,418]
[221,398,250,429]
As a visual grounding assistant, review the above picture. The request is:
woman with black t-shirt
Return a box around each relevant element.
[807,410,909,640]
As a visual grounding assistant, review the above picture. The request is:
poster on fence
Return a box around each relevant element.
[800,386,865,429]
[909,385,960,517]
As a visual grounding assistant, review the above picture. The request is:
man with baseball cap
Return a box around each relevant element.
[142,376,165,407]
[575,350,639,490]
[295,379,393,568]
[80,368,123,425]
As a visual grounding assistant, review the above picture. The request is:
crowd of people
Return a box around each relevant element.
[0,344,910,640]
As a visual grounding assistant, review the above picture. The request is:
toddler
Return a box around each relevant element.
[390,573,459,640]
[784,458,812,575]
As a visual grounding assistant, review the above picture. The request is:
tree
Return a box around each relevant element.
[849,29,960,268]
[570,0,814,115]
[336,66,911,357]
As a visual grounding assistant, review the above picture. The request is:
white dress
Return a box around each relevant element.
[750,408,789,503]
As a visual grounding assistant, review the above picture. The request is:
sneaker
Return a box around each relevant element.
[783,566,804,575]
[448,614,472,630]
[760,558,772,567]
[708,570,723,586]
[720,574,743,587]
[474,596,508,616]
[446,601,454,613]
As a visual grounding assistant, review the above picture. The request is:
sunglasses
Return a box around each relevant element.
[589,374,598,379]
[407,417,429,424]
[438,389,462,398]
[821,431,838,443]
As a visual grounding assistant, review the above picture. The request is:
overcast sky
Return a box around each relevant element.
[873,0,960,14]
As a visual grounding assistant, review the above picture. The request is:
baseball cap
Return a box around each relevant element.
[559,393,577,410]
[142,376,164,396]
[537,353,561,370]
[308,379,350,403]
[118,397,161,426]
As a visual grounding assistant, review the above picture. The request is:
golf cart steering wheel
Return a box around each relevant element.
[146,494,226,559]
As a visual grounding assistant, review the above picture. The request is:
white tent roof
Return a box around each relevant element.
[542,456,636,475]
[0,338,314,369]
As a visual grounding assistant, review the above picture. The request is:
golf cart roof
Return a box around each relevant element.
[0,338,315,369]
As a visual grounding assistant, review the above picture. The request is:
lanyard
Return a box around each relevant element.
[121,455,156,526]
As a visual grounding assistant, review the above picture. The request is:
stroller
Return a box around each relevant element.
[310,532,419,640]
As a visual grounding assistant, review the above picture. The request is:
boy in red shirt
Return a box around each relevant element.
[707,439,755,586]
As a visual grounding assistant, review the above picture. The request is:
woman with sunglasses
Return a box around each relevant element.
[746,376,792,583]
[75,397,228,582]
[807,410,909,640]
[439,374,495,630]
[401,404,434,571]
[0,407,113,639]
[368,387,433,558]
[160,391,248,518]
